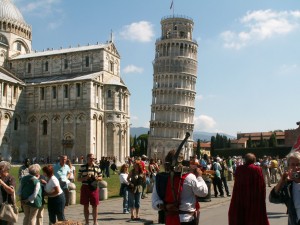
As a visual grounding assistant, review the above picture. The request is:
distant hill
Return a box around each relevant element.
[193,131,236,141]
[130,127,149,137]
[130,127,236,141]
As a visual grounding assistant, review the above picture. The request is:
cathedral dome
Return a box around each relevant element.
[0,0,26,24]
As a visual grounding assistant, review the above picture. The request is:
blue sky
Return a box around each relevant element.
[14,0,300,137]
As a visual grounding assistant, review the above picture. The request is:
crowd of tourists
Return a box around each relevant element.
[0,153,103,225]
[1,150,300,225]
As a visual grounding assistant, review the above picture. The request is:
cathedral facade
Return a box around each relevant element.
[0,0,130,163]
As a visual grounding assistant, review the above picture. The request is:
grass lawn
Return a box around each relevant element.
[10,165,121,206]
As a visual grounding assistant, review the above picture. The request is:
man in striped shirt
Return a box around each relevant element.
[78,153,102,225]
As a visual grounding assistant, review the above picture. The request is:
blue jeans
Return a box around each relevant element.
[123,187,129,212]
[128,191,142,209]
[48,193,66,224]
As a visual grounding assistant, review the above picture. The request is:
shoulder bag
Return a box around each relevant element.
[0,191,19,223]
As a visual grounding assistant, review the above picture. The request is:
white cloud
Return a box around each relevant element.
[14,0,63,29]
[221,10,300,50]
[48,21,62,30]
[195,95,204,101]
[15,0,61,15]
[120,21,154,42]
[278,64,299,75]
[130,115,139,125]
[194,115,216,131]
[123,65,144,74]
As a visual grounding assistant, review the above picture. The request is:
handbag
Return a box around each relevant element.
[0,191,19,223]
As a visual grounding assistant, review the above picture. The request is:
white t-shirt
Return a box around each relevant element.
[119,173,129,185]
[152,173,208,223]
[44,175,63,197]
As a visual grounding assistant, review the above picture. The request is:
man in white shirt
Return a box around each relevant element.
[152,150,208,225]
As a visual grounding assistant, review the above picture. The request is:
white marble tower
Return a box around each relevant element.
[148,15,198,160]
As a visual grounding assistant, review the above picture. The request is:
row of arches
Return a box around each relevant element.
[150,121,193,129]
[152,104,195,113]
[155,41,197,59]
[153,73,196,90]
[0,19,31,39]
[152,90,195,107]
[153,89,195,97]
[28,112,89,125]
[153,58,197,75]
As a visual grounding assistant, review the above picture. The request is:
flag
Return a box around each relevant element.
[292,135,300,152]
[170,0,173,9]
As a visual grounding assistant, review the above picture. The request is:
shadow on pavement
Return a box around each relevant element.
[267,211,288,219]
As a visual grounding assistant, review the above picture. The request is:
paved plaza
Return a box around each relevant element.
[16,181,235,225]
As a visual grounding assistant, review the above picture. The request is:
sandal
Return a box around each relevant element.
[135,217,141,221]
[131,216,135,220]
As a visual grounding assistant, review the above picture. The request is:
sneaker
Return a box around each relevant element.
[123,211,130,214]
[227,194,231,197]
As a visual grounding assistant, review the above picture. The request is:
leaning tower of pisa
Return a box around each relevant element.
[148,15,198,160]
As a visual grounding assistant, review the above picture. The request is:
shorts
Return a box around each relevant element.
[80,184,99,206]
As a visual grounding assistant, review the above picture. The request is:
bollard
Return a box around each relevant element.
[227,169,233,181]
[68,183,76,205]
[98,180,108,200]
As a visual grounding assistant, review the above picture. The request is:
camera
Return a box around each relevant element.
[181,160,190,167]
[88,174,96,181]
[292,172,300,179]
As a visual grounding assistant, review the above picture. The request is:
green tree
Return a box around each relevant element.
[136,134,148,156]
[269,132,277,147]
[247,135,253,148]
[216,133,222,148]
[222,135,228,148]
[264,139,269,147]
[227,138,231,148]
[259,133,264,147]
[211,136,216,155]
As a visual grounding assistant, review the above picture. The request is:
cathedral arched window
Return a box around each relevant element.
[110,61,114,72]
[27,63,31,73]
[64,85,69,98]
[64,59,68,69]
[76,83,81,97]
[108,90,112,98]
[14,118,18,130]
[13,86,17,99]
[42,120,48,135]
[17,42,21,51]
[50,86,56,99]
[119,93,122,110]
[0,34,8,46]
[85,56,90,67]
[40,87,45,100]
[3,83,7,96]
